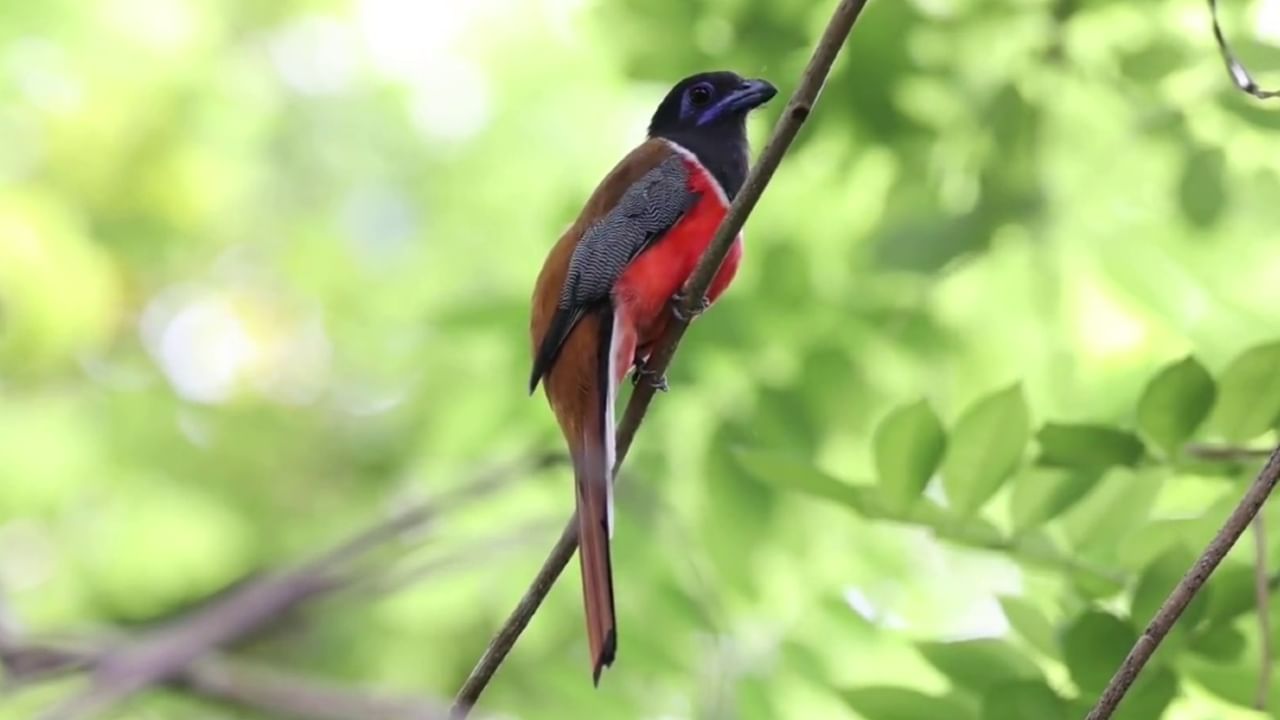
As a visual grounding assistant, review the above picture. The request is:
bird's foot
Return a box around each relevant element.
[671,292,711,323]
[631,360,669,392]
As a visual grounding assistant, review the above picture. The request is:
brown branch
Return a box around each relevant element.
[176,657,448,720]
[1256,514,1272,710]
[1085,446,1280,720]
[35,456,542,720]
[6,643,448,720]
[448,1,871,715]
[1185,442,1274,462]
[1209,0,1280,100]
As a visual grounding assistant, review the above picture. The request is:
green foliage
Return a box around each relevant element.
[1131,549,1210,642]
[980,681,1069,720]
[916,639,1040,693]
[997,597,1056,655]
[3,0,1280,717]
[1009,466,1102,532]
[942,384,1030,516]
[1035,423,1145,472]
[1063,611,1138,694]
[842,687,976,720]
[1210,342,1280,442]
[1136,357,1216,457]
[874,399,946,512]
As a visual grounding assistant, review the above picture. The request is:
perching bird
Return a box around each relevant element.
[528,71,776,683]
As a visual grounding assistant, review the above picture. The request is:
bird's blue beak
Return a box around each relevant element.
[724,78,777,113]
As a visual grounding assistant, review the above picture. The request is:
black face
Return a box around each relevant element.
[647,71,777,137]
[645,71,776,199]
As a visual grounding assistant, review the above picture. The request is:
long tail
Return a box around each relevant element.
[573,307,619,685]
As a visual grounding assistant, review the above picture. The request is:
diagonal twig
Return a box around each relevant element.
[449,1,872,715]
[1086,446,1280,720]
[1186,442,1274,462]
[1208,0,1280,100]
[36,455,545,720]
[1255,514,1272,710]
[5,643,449,720]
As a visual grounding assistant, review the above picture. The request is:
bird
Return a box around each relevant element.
[528,70,777,684]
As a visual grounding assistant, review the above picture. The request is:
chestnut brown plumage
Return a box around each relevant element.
[529,71,775,683]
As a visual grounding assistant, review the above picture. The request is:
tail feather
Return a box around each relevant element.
[574,307,620,684]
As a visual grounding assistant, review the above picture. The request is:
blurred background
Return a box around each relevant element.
[2,0,1280,717]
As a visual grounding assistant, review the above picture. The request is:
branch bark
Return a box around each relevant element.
[1209,0,1280,100]
[449,1,871,715]
[6,643,448,720]
[1256,514,1272,710]
[1085,446,1280,720]
[1185,442,1273,462]
[34,455,545,720]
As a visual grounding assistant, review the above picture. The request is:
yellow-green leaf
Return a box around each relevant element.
[1136,356,1215,456]
[874,399,946,512]
[1210,341,1280,442]
[942,384,1030,515]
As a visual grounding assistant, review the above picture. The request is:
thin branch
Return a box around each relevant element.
[1208,0,1279,100]
[1256,514,1272,710]
[36,456,541,720]
[350,519,560,598]
[1185,442,1274,462]
[6,643,448,720]
[449,1,871,715]
[1085,446,1280,720]
[176,657,448,720]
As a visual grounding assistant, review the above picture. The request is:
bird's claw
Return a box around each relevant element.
[671,293,711,323]
[631,362,669,392]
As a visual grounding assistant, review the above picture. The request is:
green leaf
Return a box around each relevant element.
[1115,519,1196,570]
[1179,146,1227,228]
[1204,564,1258,626]
[1061,611,1136,694]
[733,448,870,512]
[1115,666,1178,720]
[1136,356,1216,456]
[1181,655,1258,709]
[1131,548,1209,641]
[1061,468,1162,560]
[874,399,946,512]
[917,639,1039,693]
[981,680,1068,720]
[942,384,1030,515]
[1069,566,1127,600]
[1035,423,1145,471]
[998,596,1058,657]
[1210,341,1280,442]
[735,448,974,528]
[709,425,779,597]
[842,687,977,720]
[932,515,1006,549]
[1009,466,1101,532]
[1187,623,1246,661]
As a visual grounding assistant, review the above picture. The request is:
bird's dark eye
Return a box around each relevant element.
[688,84,713,106]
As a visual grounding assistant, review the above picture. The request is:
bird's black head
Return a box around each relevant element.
[646,71,777,198]
[648,71,777,135]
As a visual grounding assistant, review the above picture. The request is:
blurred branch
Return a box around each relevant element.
[350,519,560,598]
[1185,442,1274,462]
[1256,515,1272,710]
[1209,0,1279,100]
[5,643,447,720]
[33,455,551,720]
[1086,446,1280,720]
[448,0,871,716]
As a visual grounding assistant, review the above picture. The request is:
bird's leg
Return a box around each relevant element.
[671,291,711,323]
[631,354,668,392]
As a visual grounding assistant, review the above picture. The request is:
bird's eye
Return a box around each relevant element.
[688,84,713,106]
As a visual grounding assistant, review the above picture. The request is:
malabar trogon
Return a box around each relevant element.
[528,71,776,683]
